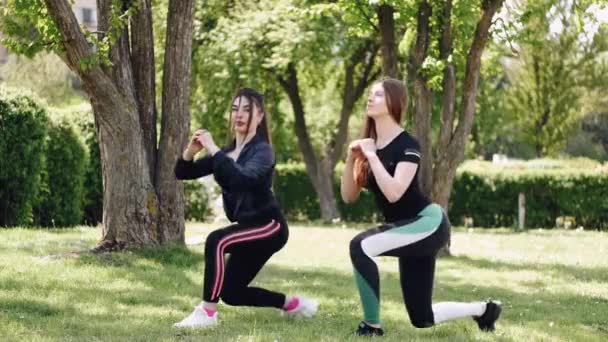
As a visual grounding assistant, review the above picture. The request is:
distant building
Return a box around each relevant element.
[73,0,98,31]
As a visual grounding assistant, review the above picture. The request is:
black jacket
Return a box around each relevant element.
[174,134,280,223]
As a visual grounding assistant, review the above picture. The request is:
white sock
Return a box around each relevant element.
[432,302,486,324]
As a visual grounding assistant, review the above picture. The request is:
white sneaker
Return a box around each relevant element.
[173,306,218,328]
[282,297,319,318]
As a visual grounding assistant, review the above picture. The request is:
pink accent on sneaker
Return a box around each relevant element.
[203,307,216,317]
[283,297,300,312]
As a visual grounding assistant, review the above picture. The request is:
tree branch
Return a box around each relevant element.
[377,4,399,78]
[409,0,433,196]
[328,40,379,167]
[43,0,131,126]
[97,0,136,102]
[131,0,157,180]
[354,0,379,32]
[277,63,319,179]
[43,0,95,73]
[436,0,456,159]
[448,0,504,158]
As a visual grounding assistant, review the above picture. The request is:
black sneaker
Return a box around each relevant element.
[473,300,502,332]
[356,321,384,337]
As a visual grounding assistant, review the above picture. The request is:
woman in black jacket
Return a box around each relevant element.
[174,88,318,329]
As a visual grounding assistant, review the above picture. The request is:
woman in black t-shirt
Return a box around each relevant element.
[341,79,502,336]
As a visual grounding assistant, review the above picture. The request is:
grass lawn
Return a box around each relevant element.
[0,224,606,341]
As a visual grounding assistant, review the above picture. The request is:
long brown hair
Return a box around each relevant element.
[353,78,407,187]
[229,87,272,145]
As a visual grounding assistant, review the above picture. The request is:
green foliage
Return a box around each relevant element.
[183,181,211,222]
[274,163,324,220]
[424,0,483,92]
[189,0,386,163]
[275,161,607,229]
[565,125,608,162]
[1,0,141,70]
[576,111,608,160]
[0,0,63,57]
[0,86,48,226]
[57,105,103,226]
[500,0,608,157]
[470,42,517,159]
[79,0,143,69]
[451,160,608,229]
[33,115,87,227]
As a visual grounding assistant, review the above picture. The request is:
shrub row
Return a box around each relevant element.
[274,163,607,229]
[1,87,208,227]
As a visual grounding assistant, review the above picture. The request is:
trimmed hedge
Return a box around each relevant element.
[274,162,608,229]
[450,169,608,229]
[274,163,378,223]
[33,117,87,227]
[0,87,48,226]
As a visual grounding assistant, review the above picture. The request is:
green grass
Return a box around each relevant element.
[0,224,606,341]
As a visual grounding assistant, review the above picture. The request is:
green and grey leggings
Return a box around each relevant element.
[349,203,450,328]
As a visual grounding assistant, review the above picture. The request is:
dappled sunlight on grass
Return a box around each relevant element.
[0,225,606,341]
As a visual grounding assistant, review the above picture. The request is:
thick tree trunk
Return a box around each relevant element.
[44,0,159,249]
[431,0,505,213]
[44,0,194,249]
[155,0,195,244]
[92,100,159,248]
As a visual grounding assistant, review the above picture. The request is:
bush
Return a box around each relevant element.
[274,163,378,223]
[0,87,48,226]
[62,105,103,225]
[33,116,87,227]
[274,161,607,229]
[274,163,322,221]
[184,180,211,222]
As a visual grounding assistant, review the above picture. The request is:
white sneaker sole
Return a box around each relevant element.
[282,298,319,318]
[173,320,218,329]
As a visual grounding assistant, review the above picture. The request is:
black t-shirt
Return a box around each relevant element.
[365,131,430,222]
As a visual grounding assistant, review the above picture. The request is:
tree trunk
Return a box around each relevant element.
[43,0,194,249]
[317,161,341,221]
[278,40,379,222]
[156,0,195,244]
[377,4,399,78]
[277,63,340,221]
[431,0,505,214]
[93,100,159,248]
[409,0,433,196]
[131,0,158,181]
[407,0,503,255]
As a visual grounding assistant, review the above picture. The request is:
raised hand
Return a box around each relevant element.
[358,138,377,158]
